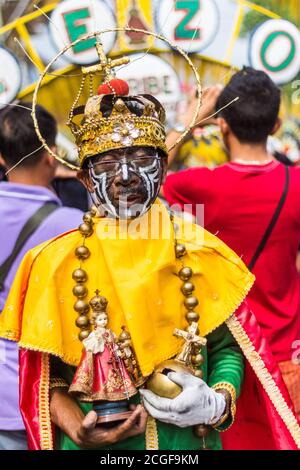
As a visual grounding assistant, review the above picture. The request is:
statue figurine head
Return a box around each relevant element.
[93,311,108,329]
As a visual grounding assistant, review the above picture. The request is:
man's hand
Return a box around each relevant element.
[74,404,147,449]
[166,85,223,165]
[50,388,147,449]
[140,372,226,428]
[181,85,223,130]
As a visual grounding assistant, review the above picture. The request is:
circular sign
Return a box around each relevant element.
[155,0,219,53]
[117,53,181,126]
[0,47,22,109]
[49,0,116,65]
[249,19,300,85]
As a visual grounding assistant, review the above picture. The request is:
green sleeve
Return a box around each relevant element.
[206,322,245,431]
[50,356,76,387]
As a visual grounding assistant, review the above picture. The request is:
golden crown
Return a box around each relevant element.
[68,94,167,168]
[67,41,167,168]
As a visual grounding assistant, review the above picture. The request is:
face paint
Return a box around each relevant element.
[88,153,163,219]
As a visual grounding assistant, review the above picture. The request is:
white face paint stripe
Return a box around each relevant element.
[89,165,117,218]
[138,158,161,214]
[121,163,129,181]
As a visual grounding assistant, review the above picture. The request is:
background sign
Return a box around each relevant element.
[117,53,181,125]
[49,0,117,65]
[155,0,219,53]
[249,19,300,85]
[0,47,22,109]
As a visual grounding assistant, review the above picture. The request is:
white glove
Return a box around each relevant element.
[140,372,226,428]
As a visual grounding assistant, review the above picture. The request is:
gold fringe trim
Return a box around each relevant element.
[226,314,300,449]
[39,353,53,450]
[49,377,69,390]
[145,416,159,450]
[212,382,237,432]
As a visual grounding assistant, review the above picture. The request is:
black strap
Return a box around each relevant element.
[248,165,290,271]
[0,202,58,292]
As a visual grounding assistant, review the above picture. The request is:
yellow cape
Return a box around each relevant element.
[0,201,254,377]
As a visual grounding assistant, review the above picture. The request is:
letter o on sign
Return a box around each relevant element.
[0,47,22,108]
[249,19,300,85]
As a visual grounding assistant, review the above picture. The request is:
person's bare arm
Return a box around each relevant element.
[167,85,223,167]
[296,251,300,273]
[50,388,147,449]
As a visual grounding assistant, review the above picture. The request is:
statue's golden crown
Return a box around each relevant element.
[68,93,167,168]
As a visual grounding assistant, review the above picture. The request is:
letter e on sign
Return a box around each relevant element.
[49,0,116,65]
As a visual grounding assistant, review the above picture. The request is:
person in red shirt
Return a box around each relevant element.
[163,67,300,433]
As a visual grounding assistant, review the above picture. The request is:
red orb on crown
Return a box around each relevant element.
[97,78,129,96]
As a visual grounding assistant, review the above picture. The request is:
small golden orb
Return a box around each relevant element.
[181,282,195,296]
[72,284,88,298]
[83,212,94,225]
[90,205,98,216]
[185,311,199,323]
[74,300,90,314]
[76,315,90,328]
[184,296,199,310]
[75,246,90,260]
[79,222,93,237]
[194,424,211,438]
[72,268,88,283]
[191,354,204,366]
[79,330,90,341]
[178,267,193,281]
[175,244,186,258]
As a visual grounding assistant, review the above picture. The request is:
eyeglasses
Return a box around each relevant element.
[88,154,160,175]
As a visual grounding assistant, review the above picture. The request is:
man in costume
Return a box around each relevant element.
[0,45,299,451]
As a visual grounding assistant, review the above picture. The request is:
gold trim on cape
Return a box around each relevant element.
[146,416,159,450]
[39,353,53,450]
[226,314,300,449]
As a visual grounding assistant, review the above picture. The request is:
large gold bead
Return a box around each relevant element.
[73,284,88,298]
[83,212,94,225]
[184,296,199,310]
[181,282,195,296]
[75,246,90,260]
[146,360,192,399]
[175,243,186,258]
[74,300,90,314]
[194,424,211,438]
[76,315,90,328]
[90,205,98,217]
[178,267,193,281]
[191,354,204,366]
[185,311,200,323]
[79,222,93,237]
[72,268,87,283]
[79,330,90,341]
[194,369,203,379]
